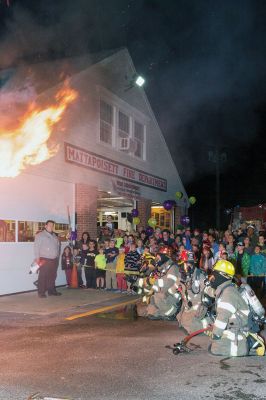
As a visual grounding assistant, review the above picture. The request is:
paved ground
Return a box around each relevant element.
[0,289,265,400]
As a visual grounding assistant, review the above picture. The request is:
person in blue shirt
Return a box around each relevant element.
[248,245,266,299]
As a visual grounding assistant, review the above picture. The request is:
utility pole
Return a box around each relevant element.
[208,146,227,230]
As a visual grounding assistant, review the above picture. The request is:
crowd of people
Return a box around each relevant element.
[60,223,266,299]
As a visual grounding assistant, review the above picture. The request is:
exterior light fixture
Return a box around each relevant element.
[125,74,146,91]
[135,75,145,87]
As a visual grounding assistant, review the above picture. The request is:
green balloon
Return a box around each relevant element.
[175,191,183,199]
[148,218,157,227]
[189,196,197,205]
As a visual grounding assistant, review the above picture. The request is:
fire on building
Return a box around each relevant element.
[0,48,187,295]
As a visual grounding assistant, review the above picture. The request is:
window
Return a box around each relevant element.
[18,221,69,242]
[134,121,145,158]
[118,111,129,138]
[100,100,113,145]
[0,220,15,242]
[99,95,146,159]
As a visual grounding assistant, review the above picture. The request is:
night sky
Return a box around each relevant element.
[1,0,266,228]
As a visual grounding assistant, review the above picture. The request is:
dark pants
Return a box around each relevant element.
[84,267,96,288]
[38,258,58,295]
[247,276,264,299]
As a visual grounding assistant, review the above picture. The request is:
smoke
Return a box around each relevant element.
[125,0,266,183]
[0,0,265,184]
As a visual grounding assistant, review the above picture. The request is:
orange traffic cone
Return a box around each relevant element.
[71,263,78,288]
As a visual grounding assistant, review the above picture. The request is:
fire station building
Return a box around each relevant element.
[0,48,187,294]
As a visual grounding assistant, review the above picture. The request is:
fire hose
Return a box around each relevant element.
[171,325,213,355]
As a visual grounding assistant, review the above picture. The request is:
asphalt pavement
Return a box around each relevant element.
[0,289,265,400]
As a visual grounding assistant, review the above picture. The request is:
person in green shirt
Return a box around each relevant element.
[95,246,106,289]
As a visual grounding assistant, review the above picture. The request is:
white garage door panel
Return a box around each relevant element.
[0,174,73,294]
[0,173,74,222]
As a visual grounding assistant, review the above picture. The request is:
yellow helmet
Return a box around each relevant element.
[213,260,235,277]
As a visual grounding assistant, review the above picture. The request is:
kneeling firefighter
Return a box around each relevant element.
[137,247,182,320]
[176,253,214,333]
[209,260,265,357]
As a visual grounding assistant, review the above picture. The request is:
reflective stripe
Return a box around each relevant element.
[158,279,164,288]
[137,289,142,295]
[214,319,227,329]
[240,309,249,316]
[202,318,208,328]
[152,285,159,292]
[138,278,144,288]
[168,288,174,295]
[224,331,244,341]
[165,305,175,316]
[230,341,238,357]
[167,274,177,282]
[217,301,236,314]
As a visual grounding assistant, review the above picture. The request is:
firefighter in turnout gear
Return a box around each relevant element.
[176,254,214,334]
[208,260,265,357]
[137,247,182,320]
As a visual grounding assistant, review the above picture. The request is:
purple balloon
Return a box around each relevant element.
[145,226,154,236]
[70,230,77,241]
[131,208,139,217]
[180,215,190,226]
[169,200,176,207]
[163,200,173,211]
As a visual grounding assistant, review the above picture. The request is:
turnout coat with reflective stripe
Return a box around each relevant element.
[211,281,250,357]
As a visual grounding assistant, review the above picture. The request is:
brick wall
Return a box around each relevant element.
[137,198,152,227]
[75,183,98,240]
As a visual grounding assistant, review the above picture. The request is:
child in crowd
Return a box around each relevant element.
[199,245,214,275]
[61,246,73,287]
[83,240,98,289]
[73,247,85,288]
[136,239,144,255]
[105,239,119,290]
[95,246,106,290]
[125,242,141,294]
[116,246,127,292]
[114,229,124,249]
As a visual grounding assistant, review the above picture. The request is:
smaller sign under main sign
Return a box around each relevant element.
[65,143,167,191]
[112,179,141,199]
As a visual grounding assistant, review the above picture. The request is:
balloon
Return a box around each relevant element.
[163,200,173,211]
[180,215,190,226]
[131,208,139,217]
[189,196,197,205]
[70,230,77,241]
[145,226,154,236]
[148,217,157,227]
[133,217,140,225]
[169,200,176,207]
[175,191,183,200]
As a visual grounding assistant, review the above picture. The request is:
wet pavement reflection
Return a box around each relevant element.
[95,304,138,320]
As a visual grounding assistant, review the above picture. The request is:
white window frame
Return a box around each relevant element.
[99,99,114,147]
[97,86,148,160]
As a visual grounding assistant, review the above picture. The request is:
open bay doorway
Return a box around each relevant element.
[97,191,135,239]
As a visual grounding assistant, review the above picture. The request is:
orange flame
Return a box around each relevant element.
[0,84,77,177]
